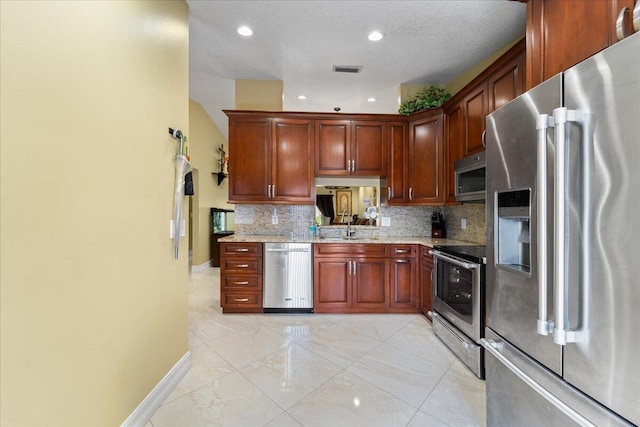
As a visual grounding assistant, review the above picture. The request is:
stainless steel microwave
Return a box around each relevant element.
[455,151,486,202]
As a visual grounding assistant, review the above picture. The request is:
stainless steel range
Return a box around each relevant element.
[430,245,486,378]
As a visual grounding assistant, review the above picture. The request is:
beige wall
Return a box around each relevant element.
[398,83,440,105]
[0,2,189,425]
[189,100,233,266]
[446,37,524,96]
[236,79,283,110]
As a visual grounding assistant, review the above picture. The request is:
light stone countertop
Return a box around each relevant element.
[218,234,477,247]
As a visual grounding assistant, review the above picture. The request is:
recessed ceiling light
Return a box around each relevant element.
[367,97,377,102]
[237,26,253,36]
[368,31,384,42]
[298,95,307,100]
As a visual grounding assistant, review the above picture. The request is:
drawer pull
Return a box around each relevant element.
[396,259,411,263]
[395,249,410,254]
[234,281,249,285]
[233,298,249,302]
[235,248,249,252]
[236,264,249,268]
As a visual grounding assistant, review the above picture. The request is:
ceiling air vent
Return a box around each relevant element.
[333,65,363,73]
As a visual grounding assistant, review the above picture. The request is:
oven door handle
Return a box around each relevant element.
[432,251,479,270]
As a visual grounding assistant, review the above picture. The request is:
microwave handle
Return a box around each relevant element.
[482,130,486,148]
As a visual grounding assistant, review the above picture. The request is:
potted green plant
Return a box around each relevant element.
[398,85,451,115]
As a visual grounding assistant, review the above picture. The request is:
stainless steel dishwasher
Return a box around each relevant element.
[263,242,313,313]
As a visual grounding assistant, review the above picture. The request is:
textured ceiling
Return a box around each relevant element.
[187,0,527,137]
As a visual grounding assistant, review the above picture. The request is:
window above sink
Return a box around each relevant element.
[315,177,380,227]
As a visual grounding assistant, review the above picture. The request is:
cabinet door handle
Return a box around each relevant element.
[387,186,392,200]
[351,159,355,172]
[634,0,640,32]
[352,261,357,275]
[272,184,276,198]
[233,298,249,302]
[617,7,631,40]
[409,187,413,200]
[234,281,249,285]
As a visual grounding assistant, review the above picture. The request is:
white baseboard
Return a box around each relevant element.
[190,260,212,273]
[121,351,191,427]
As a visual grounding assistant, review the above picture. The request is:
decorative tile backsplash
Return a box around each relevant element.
[444,203,486,244]
[234,203,486,244]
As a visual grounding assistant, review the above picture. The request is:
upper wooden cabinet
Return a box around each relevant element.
[407,112,445,204]
[226,112,314,204]
[488,51,526,113]
[272,118,315,201]
[383,122,409,204]
[444,103,464,203]
[525,0,638,90]
[443,40,525,203]
[463,83,488,157]
[227,116,272,202]
[315,120,386,176]
[382,111,444,206]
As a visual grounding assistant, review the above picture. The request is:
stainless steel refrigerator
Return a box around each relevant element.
[483,33,640,426]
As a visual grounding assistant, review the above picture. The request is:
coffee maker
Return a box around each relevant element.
[431,212,446,238]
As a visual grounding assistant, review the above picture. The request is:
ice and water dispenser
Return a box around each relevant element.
[496,189,531,274]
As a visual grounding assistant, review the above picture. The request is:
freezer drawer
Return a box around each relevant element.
[482,328,632,427]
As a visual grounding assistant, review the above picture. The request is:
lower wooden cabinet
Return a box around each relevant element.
[220,242,263,313]
[314,259,351,310]
[314,243,419,314]
[219,241,429,316]
[420,246,434,320]
[314,244,389,313]
[352,258,389,310]
[389,244,419,312]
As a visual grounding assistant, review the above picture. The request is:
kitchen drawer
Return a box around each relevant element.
[222,275,262,290]
[220,242,263,257]
[390,244,417,258]
[221,291,263,312]
[221,258,262,274]
[314,243,388,257]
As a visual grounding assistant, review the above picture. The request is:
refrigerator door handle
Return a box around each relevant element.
[481,338,597,427]
[552,107,585,345]
[536,114,554,336]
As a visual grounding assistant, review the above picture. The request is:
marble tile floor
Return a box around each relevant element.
[148,267,486,427]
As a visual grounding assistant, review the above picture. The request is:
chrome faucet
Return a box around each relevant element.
[346,219,355,237]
